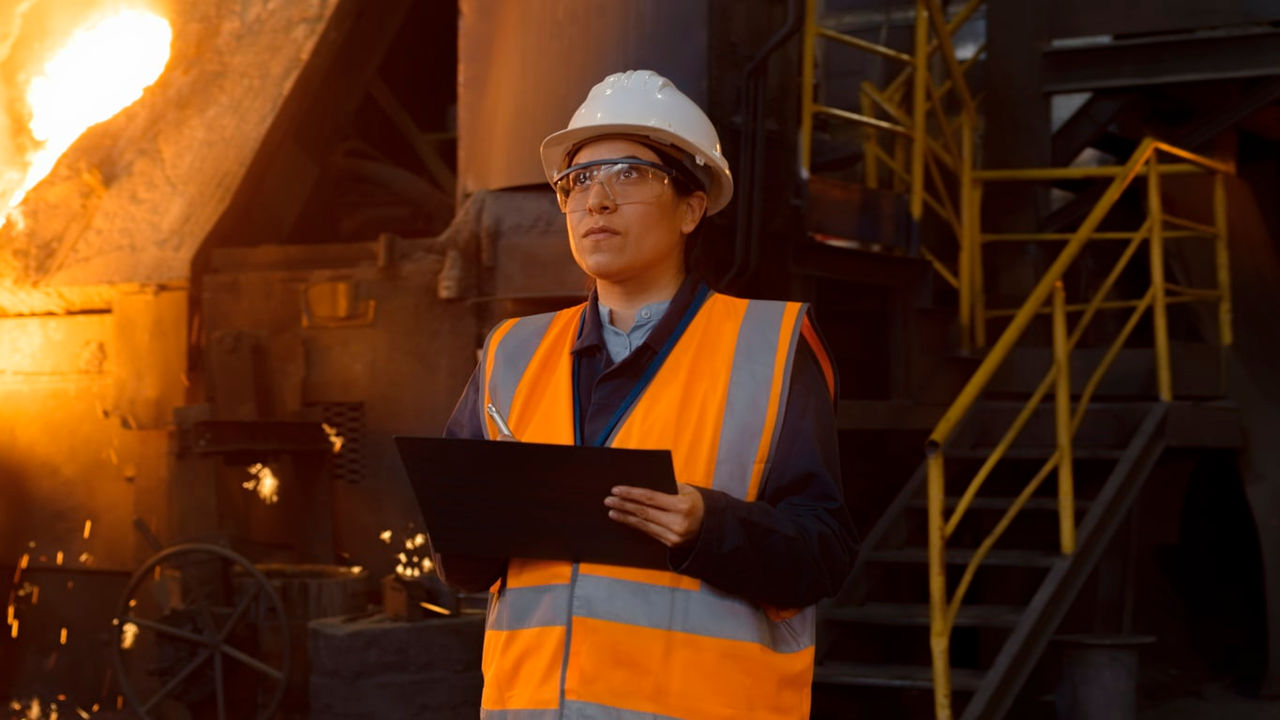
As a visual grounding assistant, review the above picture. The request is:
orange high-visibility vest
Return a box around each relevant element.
[477,290,827,720]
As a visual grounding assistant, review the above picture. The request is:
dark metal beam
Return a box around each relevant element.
[1044,27,1280,94]
[1048,0,1280,40]
[1052,93,1142,166]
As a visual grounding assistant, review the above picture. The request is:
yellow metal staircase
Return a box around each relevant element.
[801,2,1237,717]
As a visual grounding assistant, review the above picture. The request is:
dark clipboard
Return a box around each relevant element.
[395,436,678,570]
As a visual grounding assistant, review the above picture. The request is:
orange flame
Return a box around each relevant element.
[1,9,171,229]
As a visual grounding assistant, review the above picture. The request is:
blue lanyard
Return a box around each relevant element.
[572,283,712,447]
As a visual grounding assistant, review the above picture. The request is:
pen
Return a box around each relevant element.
[486,403,517,440]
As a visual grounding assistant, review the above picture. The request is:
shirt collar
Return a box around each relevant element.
[571,274,704,355]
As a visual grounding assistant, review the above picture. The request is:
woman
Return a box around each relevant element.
[440,70,855,719]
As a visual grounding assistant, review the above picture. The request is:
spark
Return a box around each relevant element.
[321,423,345,454]
[419,601,452,616]
[243,463,280,505]
[348,565,363,575]
[82,520,92,540]
[54,551,63,566]
[10,620,18,638]
[413,533,427,548]
[59,627,67,645]
[379,529,393,544]
[119,621,138,650]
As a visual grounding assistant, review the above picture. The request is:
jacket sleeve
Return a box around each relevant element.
[668,333,858,608]
[432,364,509,593]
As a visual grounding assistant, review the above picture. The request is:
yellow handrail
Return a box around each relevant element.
[924,139,1235,718]
[800,0,983,232]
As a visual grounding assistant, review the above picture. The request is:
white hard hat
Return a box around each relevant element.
[540,70,734,215]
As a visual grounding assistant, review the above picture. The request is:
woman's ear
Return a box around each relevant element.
[680,191,709,235]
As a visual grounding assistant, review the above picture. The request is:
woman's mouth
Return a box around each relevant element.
[582,225,620,241]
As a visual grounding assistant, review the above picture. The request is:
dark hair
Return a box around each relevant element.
[641,144,712,281]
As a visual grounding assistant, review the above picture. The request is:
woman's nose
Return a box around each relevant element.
[585,181,616,214]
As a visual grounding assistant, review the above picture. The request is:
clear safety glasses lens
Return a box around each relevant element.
[553,160,674,213]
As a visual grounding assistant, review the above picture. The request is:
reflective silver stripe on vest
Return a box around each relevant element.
[764,303,809,469]
[711,299,789,500]
[487,311,559,437]
[488,583,571,632]
[571,573,814,653]
[480,708,561,720]
[562,700,684,720]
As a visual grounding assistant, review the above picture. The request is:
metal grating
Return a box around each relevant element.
[309,402,366,483]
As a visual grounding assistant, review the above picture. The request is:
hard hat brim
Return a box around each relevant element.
[540,123,733,216]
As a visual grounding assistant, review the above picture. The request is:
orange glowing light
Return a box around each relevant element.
[82,520,92,540]
[1,9,172,228]
[59,626,67,645]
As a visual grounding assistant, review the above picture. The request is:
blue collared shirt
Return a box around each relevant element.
[598,299,671,364]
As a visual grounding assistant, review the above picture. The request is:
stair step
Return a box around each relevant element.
[908,496,1093,512]
[826,602,1024,628]
[814,662,984,692]
[866,548,1061,567]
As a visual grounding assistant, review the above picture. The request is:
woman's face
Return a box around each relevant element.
[563,138,707,285]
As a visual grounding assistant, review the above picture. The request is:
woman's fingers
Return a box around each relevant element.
[608,508,682,547]
[605,485,703,545]
[611,485,682,510]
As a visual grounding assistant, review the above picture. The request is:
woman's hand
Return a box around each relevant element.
[605,483,705,548]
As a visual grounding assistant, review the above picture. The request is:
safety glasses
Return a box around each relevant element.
[552,158,675,213]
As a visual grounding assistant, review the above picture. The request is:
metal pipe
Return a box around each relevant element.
[1053,282,1076,555]
[861,90,880,188]
[800,0,818,180]
[974,163,1212,181]
[813,104,911,135]
[1214,173,1234,347]
[909,0,928,221]
[926,447,954,720]
[959,112,973,352]
[972,181,986,348]
[817,25,913,63]
[1147,153,1173,402]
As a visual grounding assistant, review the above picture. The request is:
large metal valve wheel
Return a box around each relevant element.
[109,543,290,720]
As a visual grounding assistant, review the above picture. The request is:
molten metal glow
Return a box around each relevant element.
[2,9,172,227]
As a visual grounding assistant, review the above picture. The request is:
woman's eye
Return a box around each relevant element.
[617,167,639,181]
[571,171,591,187]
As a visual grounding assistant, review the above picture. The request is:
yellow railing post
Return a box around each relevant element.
[926,446,953,720]
[958,112,973,352]
[972,181,986,349]
[862,90,880,189]
[1214,172,1234,347]
[1147,153,1173,401]
[1051,282,1077,555]
[910,0,929,221]
[799,0,818,180]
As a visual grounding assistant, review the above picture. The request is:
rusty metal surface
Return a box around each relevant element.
[458,0,708,194]
[197,239,476,577]
[0,0,343,294]
[0,289,186,573]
